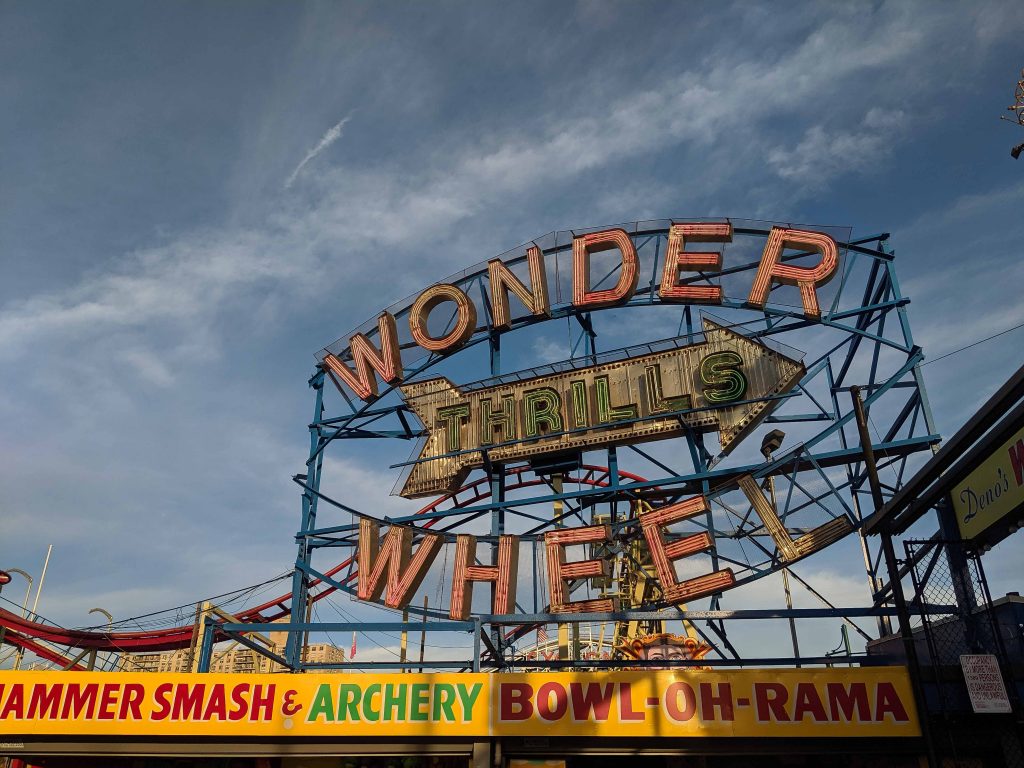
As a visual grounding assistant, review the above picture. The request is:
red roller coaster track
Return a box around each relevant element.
[1,464,642,669]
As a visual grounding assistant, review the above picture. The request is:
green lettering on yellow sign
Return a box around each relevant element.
[307,682,483,724]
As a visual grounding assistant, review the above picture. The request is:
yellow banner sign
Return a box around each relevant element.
[953,422,1024,541]
[0,668,918,739]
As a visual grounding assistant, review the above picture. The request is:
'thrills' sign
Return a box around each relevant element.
[399,319,804,498]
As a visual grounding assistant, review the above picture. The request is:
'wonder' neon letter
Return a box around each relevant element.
[572,229,639,308]
[322,312,402,401]
[747,227,839,319]
[659,222,731,303]
[488,246,550,330]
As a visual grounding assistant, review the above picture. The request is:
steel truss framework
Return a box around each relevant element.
[280,219,941,672]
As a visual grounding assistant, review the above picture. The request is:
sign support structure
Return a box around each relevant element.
[281,218,940,673]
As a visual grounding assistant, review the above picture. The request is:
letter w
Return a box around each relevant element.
[570,683,614,721]
[357,519,442,608]
[322,312,402,401]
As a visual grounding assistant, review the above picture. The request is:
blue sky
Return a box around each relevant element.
[1,1,1023,662]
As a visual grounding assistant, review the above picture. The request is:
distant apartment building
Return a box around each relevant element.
[123,641,345,673]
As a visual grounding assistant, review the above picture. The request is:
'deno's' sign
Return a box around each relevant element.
[953,421,1024,544]
[0,669,919,740]
[400,319,804,498]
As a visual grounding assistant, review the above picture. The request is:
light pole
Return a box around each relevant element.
[0,568,34,670]
[87,607,114,671]
[760,430,802,664]
[30,544,53,620]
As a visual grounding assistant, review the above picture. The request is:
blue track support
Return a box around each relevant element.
[286,372,325,670]
[197,616,215,673]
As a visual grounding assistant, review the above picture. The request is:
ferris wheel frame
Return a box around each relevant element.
[283,219,941,671]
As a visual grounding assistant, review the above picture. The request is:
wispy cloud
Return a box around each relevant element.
[767,108,909,189]
[284,113,354,189]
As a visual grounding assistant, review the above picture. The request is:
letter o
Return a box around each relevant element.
[665,681,697,722]
[409,284,478,353]
[536,682,568,721]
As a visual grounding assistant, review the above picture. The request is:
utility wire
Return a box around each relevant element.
[921,320,1024,367]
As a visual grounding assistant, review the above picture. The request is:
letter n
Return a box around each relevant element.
[322,312,402,401]
[358,519,442,608]
[488,246,550,330]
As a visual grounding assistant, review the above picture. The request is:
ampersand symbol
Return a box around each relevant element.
[282,689,302,716]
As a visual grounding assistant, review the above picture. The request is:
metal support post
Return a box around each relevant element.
[472,618,482,672]
[287,374,325,669]
[853,386,938,768]
[197,616,215,673]
[761,443,801,665]
[489,464,505,657]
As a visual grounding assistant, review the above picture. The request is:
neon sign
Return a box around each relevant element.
[321,221,851,619]
[399,320,803,498]
[322,223,838,402]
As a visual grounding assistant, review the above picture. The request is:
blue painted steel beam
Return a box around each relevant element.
[380,434,937,526]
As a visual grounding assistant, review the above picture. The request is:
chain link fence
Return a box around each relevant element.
[905,539,1023,767]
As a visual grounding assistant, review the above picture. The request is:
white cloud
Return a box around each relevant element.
[0,3,1013,372]
[284,113,354,189]
[532,336,567,364]
[767,108,908,189]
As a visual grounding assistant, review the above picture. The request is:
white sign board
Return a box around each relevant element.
[960,654,1012,714]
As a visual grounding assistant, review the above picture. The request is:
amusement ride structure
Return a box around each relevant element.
[0,218,941,674]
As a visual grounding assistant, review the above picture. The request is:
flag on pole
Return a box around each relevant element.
[350,631,357,660]
[537,626,548,643]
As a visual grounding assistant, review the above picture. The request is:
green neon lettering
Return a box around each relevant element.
[410,683,430,721]
[595,375,638,424]
[700,351,747,404]
[570,380,589,428]
[523,387,563,437]
[436,404,470,451]
[480,395,517,445]
[306,684,335,722]
[362,683,381,722]
[644,364,691,414]
[383,683,407,722]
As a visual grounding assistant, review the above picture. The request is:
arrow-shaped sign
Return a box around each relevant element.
[398,319,804,498]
